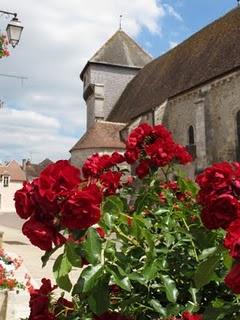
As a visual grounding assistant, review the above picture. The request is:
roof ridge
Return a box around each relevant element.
[80,29,152,79]
[154,6,240,61]
[108,6,240,123]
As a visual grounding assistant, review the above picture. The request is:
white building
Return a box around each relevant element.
[0,161,26,213]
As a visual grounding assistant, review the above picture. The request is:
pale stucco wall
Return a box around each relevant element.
[0,180,23,213]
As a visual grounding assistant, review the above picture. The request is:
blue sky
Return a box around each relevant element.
[0,0,238,163]
[138,0,237,57]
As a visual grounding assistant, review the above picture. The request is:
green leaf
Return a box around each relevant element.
[199,247,217,260]
[223,250,233,269]
[107,265,132,292]
[203,306,224,320]
[128,272,146,285]
[102,196,124,216]
[161,275,179,303]
[53,252,72,292]
[65,242,82,268]
[194,250,221,289]
[154,208,170,215]
[41,245,61,267]
[80,265,104,293]
[87,276,110,315]
[102,211,113,229]
[149,299,167,316]
[143,259,160,281]
[189,287,198,305]
[82,228,102,265]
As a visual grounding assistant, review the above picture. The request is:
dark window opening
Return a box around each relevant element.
[188,126,195,145]
[3,176,9,187]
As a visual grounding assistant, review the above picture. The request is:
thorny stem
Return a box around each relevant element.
[113,225,140,247]
[182,217,199,262]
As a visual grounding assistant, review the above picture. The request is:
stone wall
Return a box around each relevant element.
[205,71,240,163]
[155,69,240,173]
[71,147,125,169]
[84,64,139,128]
[120,69,240,176]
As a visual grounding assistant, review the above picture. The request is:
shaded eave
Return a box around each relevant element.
[80,61,142,80]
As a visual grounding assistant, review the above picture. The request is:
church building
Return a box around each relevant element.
[71,7,240,174]
[70,30,152,167]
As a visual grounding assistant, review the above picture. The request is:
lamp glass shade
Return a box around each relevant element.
[6,17,24,48]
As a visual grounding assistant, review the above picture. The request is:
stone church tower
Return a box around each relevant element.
[70,30,152,167]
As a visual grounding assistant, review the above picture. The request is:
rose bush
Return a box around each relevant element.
[0,34,10,58]
[15,123,240,319]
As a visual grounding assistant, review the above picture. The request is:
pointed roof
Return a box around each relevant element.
[80,30,152,79]
[70,121,125,152]
[0,160,26,181]
[108,7,240,123]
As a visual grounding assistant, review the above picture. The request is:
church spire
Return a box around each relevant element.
[119,15,123,30]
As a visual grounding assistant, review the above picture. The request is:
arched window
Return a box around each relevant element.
[188,125,195,145]
[236,111,240,161]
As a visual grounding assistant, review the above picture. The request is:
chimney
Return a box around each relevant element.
[22,159,27,171]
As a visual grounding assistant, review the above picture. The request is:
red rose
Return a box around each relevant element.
[174,145,192,165]
[224,219,240,259]
[182,311,203,320]
[14,181,34,219]
[126,123,152,148]
[38,160,81,200]
[110,152,125,166]
[145,138,175,167]
[29,278,56,319]
[224,263,240,294]
[200,194,240,230]
[61,185,102,230]
[100,171,122,195]
[22,218,56,251]
[196,162,234,191]
[56,297,74,309]
[30,314,55,320]
[96,227,106,238]
[152,124,172,140]
[82,154,113,178]
[124,149,139,164]
[135,160,150,179]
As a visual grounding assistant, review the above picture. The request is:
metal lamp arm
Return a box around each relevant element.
[0,10,17,18]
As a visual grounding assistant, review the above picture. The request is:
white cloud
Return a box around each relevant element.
[0,108,76,162]
[0,0,170,163]
[163,3,183,22]
[169,40,179,49]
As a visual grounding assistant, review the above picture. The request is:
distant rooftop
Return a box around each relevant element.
[0,160,26,181]
[80,30,152,79]
[24,158,53,180]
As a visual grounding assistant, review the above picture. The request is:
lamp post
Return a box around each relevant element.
[0,10,24,48]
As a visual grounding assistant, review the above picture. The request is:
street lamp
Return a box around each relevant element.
[0,10,24,48]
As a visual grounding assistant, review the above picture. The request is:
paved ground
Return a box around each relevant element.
[0,213,57,285]
[0,212,23,230]
[0,212,82,318]
[0,211,79,288]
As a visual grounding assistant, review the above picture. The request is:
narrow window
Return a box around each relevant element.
[3,176,9,187]
[236,111,240,161]
[188,125,195,145]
